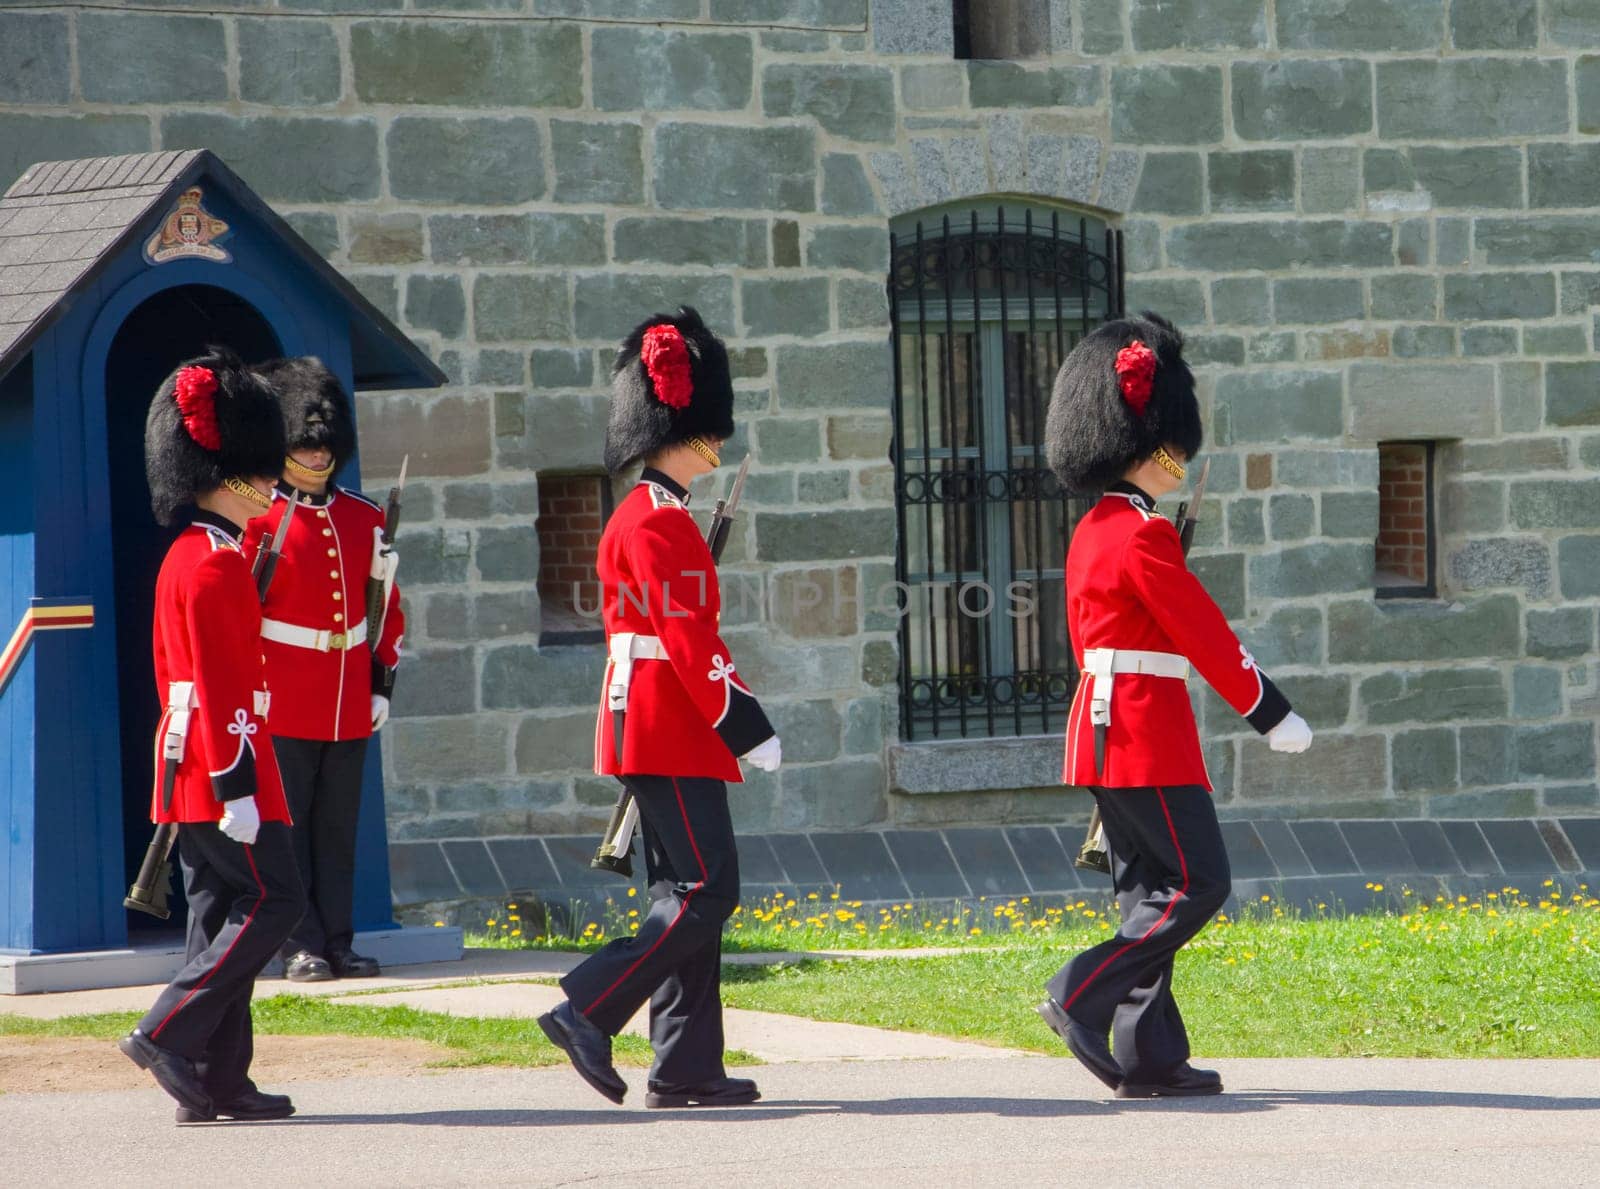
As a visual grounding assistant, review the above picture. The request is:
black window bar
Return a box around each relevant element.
[888,206,1124,741]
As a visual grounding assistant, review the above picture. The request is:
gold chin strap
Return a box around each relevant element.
[285,455,335,482]
[222,476,273,509]
[685,436,721,468]
[1152,446,1187,481]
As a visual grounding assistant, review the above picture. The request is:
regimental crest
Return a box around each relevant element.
[144,187,231,265]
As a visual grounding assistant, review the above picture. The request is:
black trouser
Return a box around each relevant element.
[273,736,368,959]
[1046,785,1230,1084]
[560,775,739,1086]
[138,821,305,1098]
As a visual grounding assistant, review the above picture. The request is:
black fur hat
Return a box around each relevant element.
[254,356,357,465]
[144,345,287,525]
[603,306,736,474]
[1044,311,1203,493]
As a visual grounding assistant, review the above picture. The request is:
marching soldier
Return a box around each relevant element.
[243,358,403,982]
[1036,313,1313,1098]
[538,307,781,1109]
[119,348,305,1123]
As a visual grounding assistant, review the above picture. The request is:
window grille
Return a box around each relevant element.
[888,205,1123,740]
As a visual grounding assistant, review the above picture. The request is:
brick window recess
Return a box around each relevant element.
[954,0,1054,59]
[1375,441,1436,598]
[536,474,610,640]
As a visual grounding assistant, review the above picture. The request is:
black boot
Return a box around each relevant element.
[645,1076,760,1109]
[538,1000,627,1105]
[1037,998,1123,1092]
[118,1030,212,1116]
[326,949,380,978]
[284,950,334,983]
[177,1087,296,1123]
[1117,1063,1224,1099]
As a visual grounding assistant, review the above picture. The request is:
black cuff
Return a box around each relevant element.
[372,659,397,700]
[211,747,257,802]
[715,685,775,758]
[1245,673,1292,735]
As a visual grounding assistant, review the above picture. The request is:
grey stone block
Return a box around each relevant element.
[80,12,225,103]
[774,341,891,410]
[1328,596,1520,664]
[1536,820,1584,871]
[1448,539,1552,601]
[1348,363,1495,439]
[542,836,623,890]
[1371,275,1438,322]
[486,838,562,893]
[1111,65,1224,145]
[0,114,151,193]
[1444,273,1556,322]
[1435,820,1500,874]
[1513,664,1564,719]
[1511,481,1600,530]
[530,348,592,389]
[391,647,476,718]
[429,215,530,266]
[352,20,579,107]
[655,123,815,212]
[1278,0,1443,50]
[942,828,1027,897]
[475,525,538,581]
[1340,820,1417,875]
[441,840,506,897]
[868,0,950,53]
[767,833,830,887]
[765,64,895,142]
[755,509,895,562]
[1546,0,1600,46]
[735,836,787,894]
[1527,607,1595,660]
[1361,669,1506,727]
[162,114,379,203]
[1288,821,1359,875]
[1130,153,1203,216]
[1273,675,1351,730]
[1003,826,1073,894]
[1219,821,1277,879]
[1560,535,1600,598]
[821,154,880,216]
[1131,0,1267,49]
[782,759,887,830]
[881,830,969,898]
[573,274,732,342]
[1582,57,1600,134]
[239,18,342,106]
[1251,819,1315,877]
[1231,58,1373,141]
[1523,324,1588,357]
[1545,362,1600,426]
[1299,146,1362,214]
[613,217,766,268]
[968,63,1100,110]
[284,213,340,261]
[389,843,461,904]
[1530,144,1600,209]
[1394,820,1464,874]
[742,278,830,339]
[404,275,467,339]
[387,117,543,205]
[1451,0,1537,48]
[391,718,511,781]
[901,63,964,110]
[550,121,643,205]
[808,832,909,901]
[1477,216,1600,266]
[1238,735,1388,802]
[769,700,843,763]
[1167,220,1391,272]
[1212,277,1269,326]
[474,274,571,343]
[1214,370,1343,445]
[482,645,601,711]
[1477,819,1557,874]
[1320,491,1379,540]
[1273,277,1363,324]
[1125,278,1206,326]
[0,13,70,104]
[1557,818,1600,869]
[1515,722,1595,780]
[806,225,889,272]
[1209,150,1295,213]
[592,28,751,111]
[1378,58,1567,139]
[1241,605,1323,668]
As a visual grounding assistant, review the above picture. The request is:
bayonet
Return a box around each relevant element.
[253,488,300,601]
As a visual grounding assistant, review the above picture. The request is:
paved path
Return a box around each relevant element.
[5,1057,1598,1186]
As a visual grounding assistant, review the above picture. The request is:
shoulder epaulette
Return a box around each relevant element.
[646,482,685,511]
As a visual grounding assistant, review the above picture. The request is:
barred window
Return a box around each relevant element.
[888,203,1124,740]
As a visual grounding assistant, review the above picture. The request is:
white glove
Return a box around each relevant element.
[1267,712,1313,754]
[371,694,391,731]
[218,795,261,845]
[742,736,782,773]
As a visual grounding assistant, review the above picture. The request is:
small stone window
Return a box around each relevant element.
[536,473,612,644]
[954,0,1054,59]
[1375,441,1437,599]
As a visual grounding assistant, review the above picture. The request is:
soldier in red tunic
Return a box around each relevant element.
[119,348,305,1124]
[538,308,780,1109]
[242,358,403,982]
[1035,313,1313,1099]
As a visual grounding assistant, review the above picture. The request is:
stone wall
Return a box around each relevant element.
[6,0,1599,852]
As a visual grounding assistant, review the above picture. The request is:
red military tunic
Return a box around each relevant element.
[592,469,774,781]
[243,483,404,742]
[1063,484,1290,790]
[150,512,289,825]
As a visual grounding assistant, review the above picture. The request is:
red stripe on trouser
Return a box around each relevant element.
[582,778,707,1017]
[152,842,266,1040]
[1061,788,1189,1015]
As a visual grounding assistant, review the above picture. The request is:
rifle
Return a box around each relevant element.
[591,456,751,878]
[1074,460,1210,875]
[366,454,407,657]
[125,491,301,919]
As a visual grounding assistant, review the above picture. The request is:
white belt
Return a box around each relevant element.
[262,616,369,653]
[606,632,669,713]
[1082,648,1190,731]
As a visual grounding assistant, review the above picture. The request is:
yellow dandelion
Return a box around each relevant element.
[627,887,638,898]
[433,920,445,927]
[511,928,522,937]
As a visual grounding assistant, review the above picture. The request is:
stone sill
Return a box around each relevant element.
[889,734,1063,795]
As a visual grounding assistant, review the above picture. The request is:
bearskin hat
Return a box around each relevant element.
[603,306,736,474]
[254,355,357,465]
[144,345,286,526]
[1044,311,1204,494]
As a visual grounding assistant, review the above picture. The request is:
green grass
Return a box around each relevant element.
[718,887,1600,1058]
[0,996,688,1070]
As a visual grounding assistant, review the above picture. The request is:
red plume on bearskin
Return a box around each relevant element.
[1113,340,1157,416]
[603,306,735,474]
[173,365,222,450]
